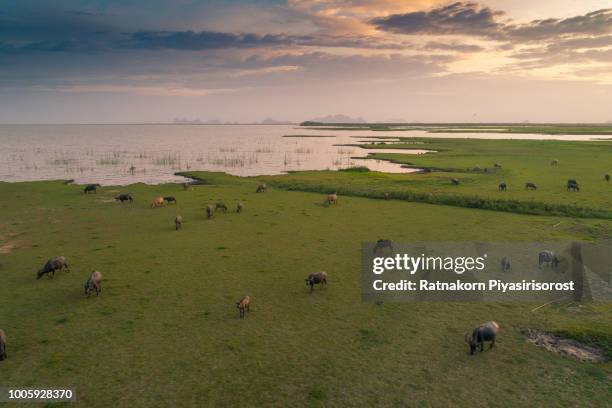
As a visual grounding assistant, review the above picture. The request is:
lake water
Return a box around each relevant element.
[0,124,602,185]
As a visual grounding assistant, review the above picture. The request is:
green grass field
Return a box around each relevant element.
[258,138,612,220]
[0,165,611,406]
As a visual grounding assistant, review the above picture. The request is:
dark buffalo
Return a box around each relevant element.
[567,180,579,192]
[115,193,133,203]
[466,321,500,355]
[500,257,511,272]
[37,256,70,279]
[84,184,101,194]
[215,202,228,212]
[525,182,537,190]
[494,163,502,168]
[0,329,6,361]
[374,239,394,254]
[498,182,507,191]
[538,250,559,268]
[164,196,177,204]
[551,159,559,166]
[305,272,328,292]
[451,178,460,185]
[605,173,610,182]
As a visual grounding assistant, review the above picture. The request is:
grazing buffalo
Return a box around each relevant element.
[215,202,228,213]
[551,159,559,166]
[84,184,101,194]
[164,196,177,204]
[451,178,460,185]
[325,192,338,206]
[37,256,70,279]
[206,204,214,219]
[84,271,103,297]
[236,296,251,318]
[115,193,133,203]
[305,271,328,292]
[374,239,394,254]
[0,329,6,361]
[498,182,507,191]
[567,180,579,192]
[525,182,537,190]
[151,197,165,208]
[175,215,183,230]
[494,163,502,168]
[236,202,243,213]
[384,192,391,200]
[500,257,511,272]
[466,321,500,355]
[256,183,267,193]
[605,173,610,182]
[538,250,559,268]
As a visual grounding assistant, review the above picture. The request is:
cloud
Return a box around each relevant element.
[370,2,504,37]
[506,9,612,42]
[370,2,612,43]
[122,30,407,50]
[422,41,484,52]
[29,83,241,97]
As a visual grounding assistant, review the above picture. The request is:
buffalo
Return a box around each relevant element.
[325,192,338,206]
[151,197,165,208]
[466,321,500,355]
[451,178,460,186]
[539,251,559,268]
[215,202,228,213]
[500,257,511,272]
[567,179,579,192]
[164,196,177,204]
[115,193,133,203]
[305,272,328,292]
[37,256,70,279]
[206,204,214,219]
[84,184,101,194]
[374,239,394,254]
[525,182,537,190]
[236,296,251,318]
[498,182,507,191]
[0,329,6,361]
[84,271,103,297]
[175,215,183,230]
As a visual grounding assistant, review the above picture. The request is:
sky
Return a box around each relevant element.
[1,0,611,123]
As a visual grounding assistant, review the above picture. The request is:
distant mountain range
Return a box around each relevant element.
[172,117,293,125]
[306,114,367,124]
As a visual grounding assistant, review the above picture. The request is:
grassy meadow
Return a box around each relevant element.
[1,137,611,407]
[263,138,612,220]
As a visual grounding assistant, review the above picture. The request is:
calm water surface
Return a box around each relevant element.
[0,124,601,185]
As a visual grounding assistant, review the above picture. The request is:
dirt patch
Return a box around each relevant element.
[0,242,16,254]
[522,328,607,363]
